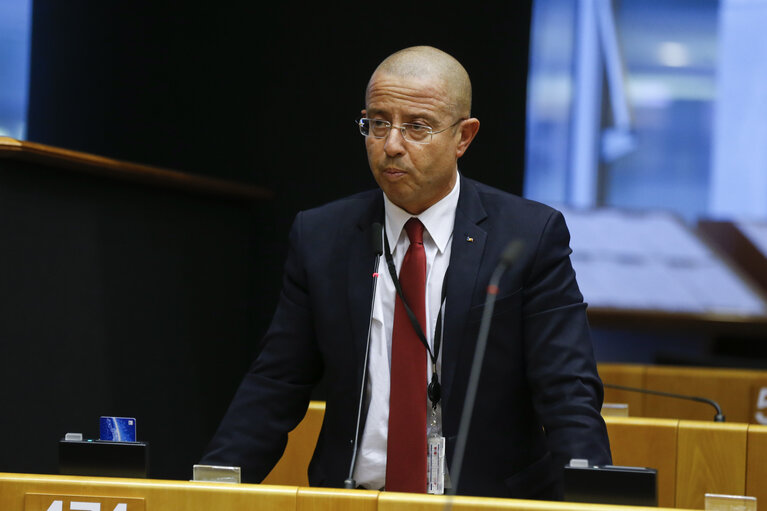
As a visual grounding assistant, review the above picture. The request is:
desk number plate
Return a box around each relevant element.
[25,494,145,511]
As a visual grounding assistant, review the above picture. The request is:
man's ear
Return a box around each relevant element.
[456,118,480,158]
[360,109,367,118]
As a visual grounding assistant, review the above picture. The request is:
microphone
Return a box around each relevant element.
[448,240,524,497]
[371,221,384,257]
[344,222,384,489]
[604,383,725,422]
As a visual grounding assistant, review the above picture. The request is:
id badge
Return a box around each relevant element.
[427,434,446,494]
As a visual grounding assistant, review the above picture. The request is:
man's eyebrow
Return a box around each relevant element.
[407,115,438,126]
[365,107,387,117]
[402,110,443,124]
[366,108,440,125]
[365,108,439,127]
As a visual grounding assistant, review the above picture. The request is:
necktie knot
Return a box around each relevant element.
[405,218,424,246]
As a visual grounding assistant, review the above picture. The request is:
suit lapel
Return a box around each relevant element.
[347,193,386,385]
[442,177,488,412]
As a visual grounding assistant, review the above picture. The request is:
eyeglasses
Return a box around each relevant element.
[357,118,465,144]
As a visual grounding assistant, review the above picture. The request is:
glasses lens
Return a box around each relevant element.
[403,123,431,143]
[369,119,390,138]
[359,119,370,136]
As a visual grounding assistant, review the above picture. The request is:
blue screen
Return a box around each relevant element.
[0,0,32,139]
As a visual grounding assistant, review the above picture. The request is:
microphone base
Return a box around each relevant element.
[343,478,356,489]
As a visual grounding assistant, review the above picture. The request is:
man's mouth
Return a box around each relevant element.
[382,167,407,177]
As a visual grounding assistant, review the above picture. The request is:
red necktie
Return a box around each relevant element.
[386,218,427,493]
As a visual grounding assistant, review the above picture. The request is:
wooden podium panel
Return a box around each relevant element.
[604,417,678,508]
[675,421,748,509]
[249,404,766,508]
[263,401,325,487]
[1,473,693,511]
[746,424,767,502]
[0,473,297,510]
[377,492,681,511]
[297,487,378,511]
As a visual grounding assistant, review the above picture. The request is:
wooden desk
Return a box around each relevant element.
[0,472,686,511]
[605,417,767,508]
[261,403,765,508]
[605,417,678,507]
[599,363,767,424]
[746,424,767,503]
[675,421,748,509]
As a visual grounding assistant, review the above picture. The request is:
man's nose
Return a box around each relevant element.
[383,126,407,157]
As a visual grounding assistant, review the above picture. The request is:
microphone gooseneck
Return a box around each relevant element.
[604,383,725,422]
[448,240,524,499]
[344,222,384,489]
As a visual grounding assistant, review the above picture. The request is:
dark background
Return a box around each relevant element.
[1,2,532,480]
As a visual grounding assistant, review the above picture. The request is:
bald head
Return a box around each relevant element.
[367,46,472,118]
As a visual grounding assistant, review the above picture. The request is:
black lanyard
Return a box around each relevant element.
[383,230,447,409]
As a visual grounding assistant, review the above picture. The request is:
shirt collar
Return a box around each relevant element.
[383,172,460,255]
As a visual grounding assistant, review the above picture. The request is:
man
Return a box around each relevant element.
[202,46,611,499]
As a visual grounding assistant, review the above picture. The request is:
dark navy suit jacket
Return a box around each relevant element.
[202,176,611,499]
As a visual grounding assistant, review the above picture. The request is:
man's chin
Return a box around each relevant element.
[381,188,411,209]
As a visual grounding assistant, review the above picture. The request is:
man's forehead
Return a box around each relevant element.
[365,72,453,113]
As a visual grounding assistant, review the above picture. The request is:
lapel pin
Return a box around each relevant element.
[465,236,474,242]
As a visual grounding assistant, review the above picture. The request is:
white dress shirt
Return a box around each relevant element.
[353,175,460,490]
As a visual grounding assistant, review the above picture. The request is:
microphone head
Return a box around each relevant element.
[371,222,384,255]
[500,240,524,266]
